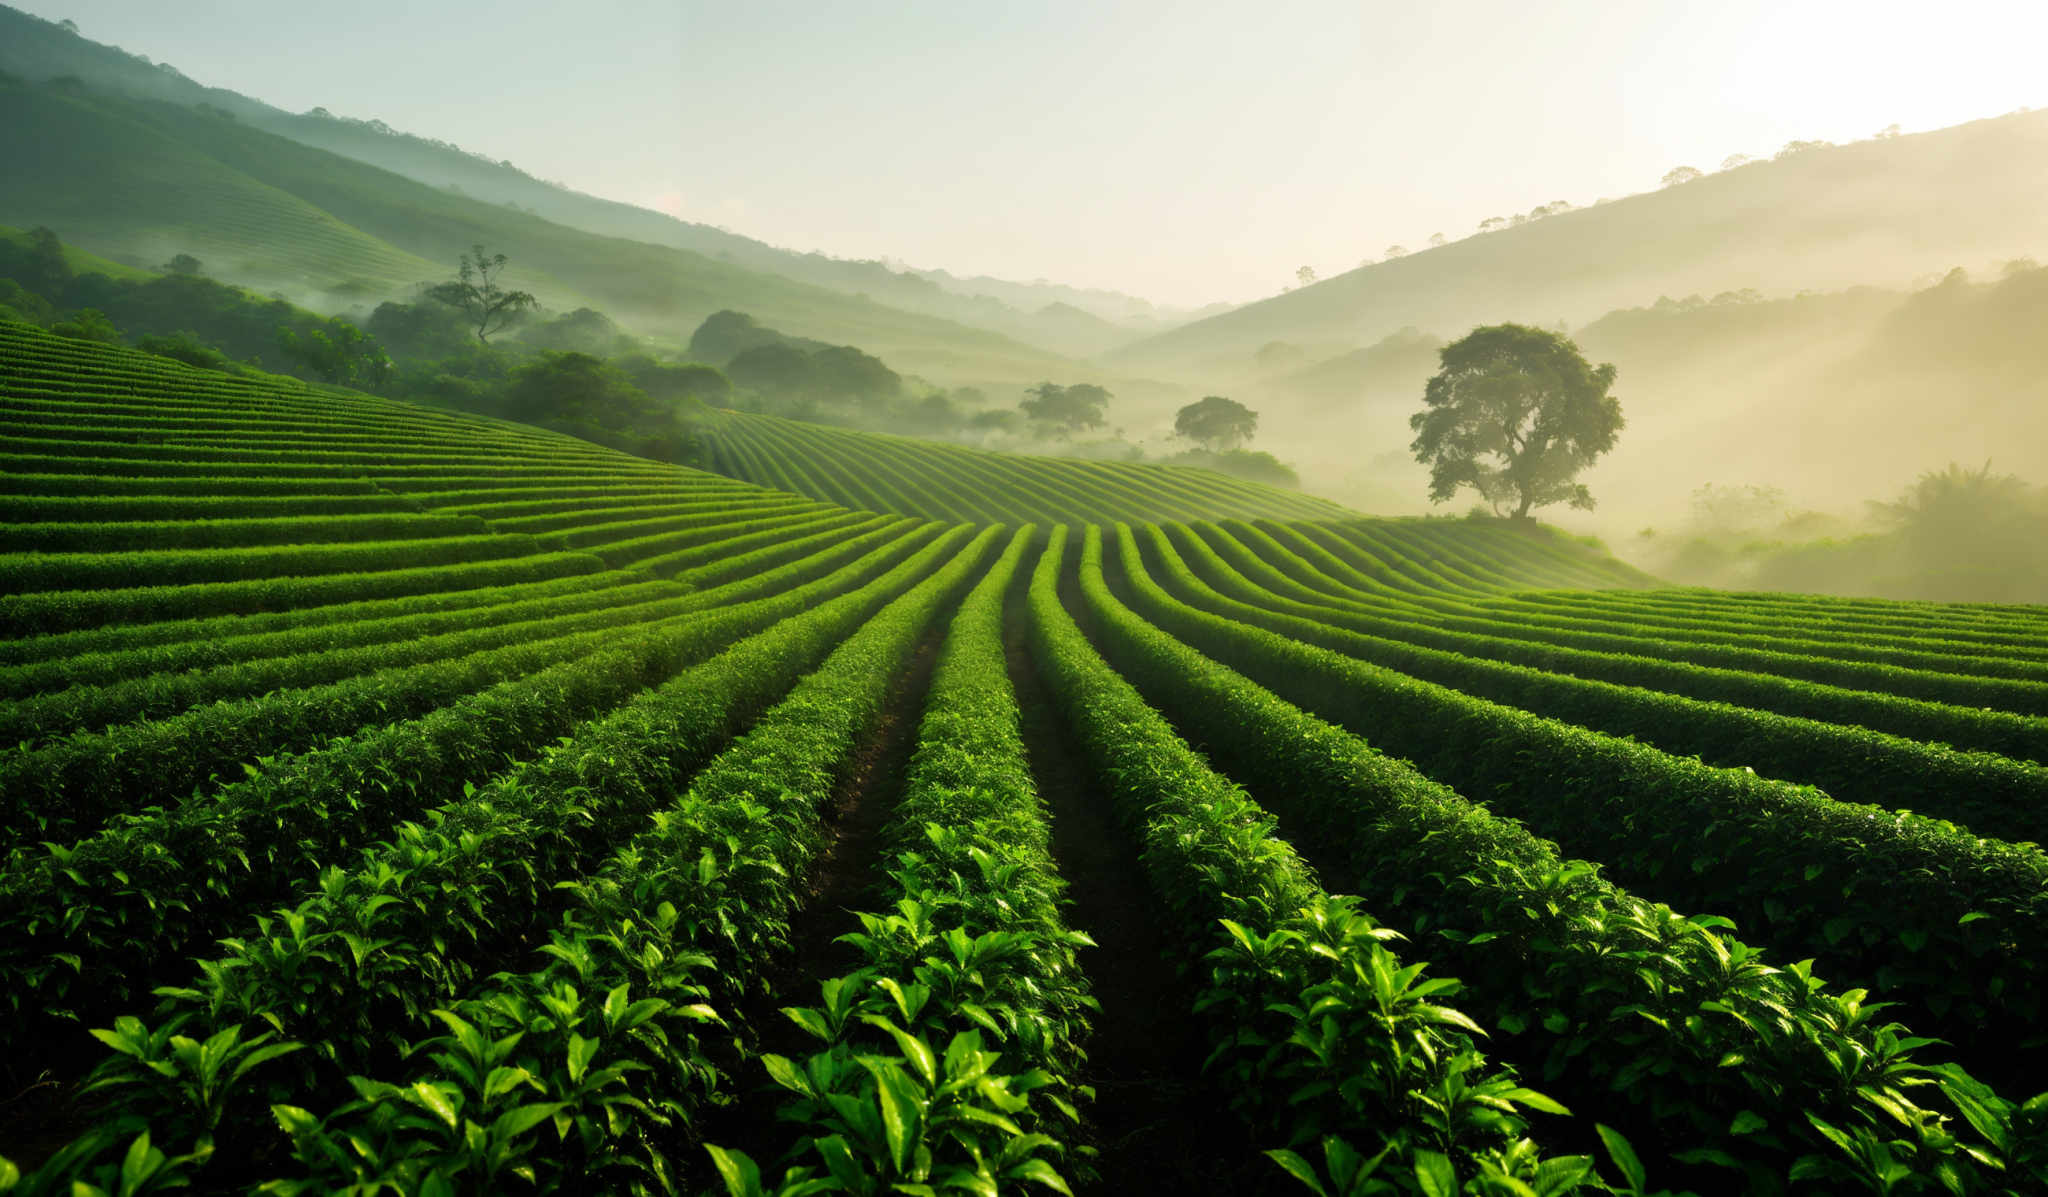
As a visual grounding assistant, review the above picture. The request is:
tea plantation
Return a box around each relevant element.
[2,318,2045,1195]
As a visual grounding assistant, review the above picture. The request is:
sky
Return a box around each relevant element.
[17,0,2048,306]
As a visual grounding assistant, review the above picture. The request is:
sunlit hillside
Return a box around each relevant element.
[0,77,1080,384]
[1115,109,2048,378]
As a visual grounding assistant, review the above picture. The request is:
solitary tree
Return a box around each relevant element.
[1383,244,1408,259]
[1174,395,1258,450]
[428,244,536,344]
[1661,165,1703,187]
[1019,381,1110,437]
[1720,153,1754,170]
[1428,232,1447,247]
[1295,265,1317,288]
[1408,323,1623,519]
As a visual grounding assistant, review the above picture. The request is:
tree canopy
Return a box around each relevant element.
[1408,323,1623,519]
[1019,382,1110,436]
[1174,394,1258,450]
[426,244,536,344]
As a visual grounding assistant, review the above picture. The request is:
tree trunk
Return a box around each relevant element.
[1513,492,1533,520]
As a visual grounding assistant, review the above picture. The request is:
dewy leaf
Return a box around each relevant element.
[405,1081,462,1131]
[761,1054,813,1098]
[703,1144,762,1197]
[867,1061,924,1174]
[492,1102,567,1143]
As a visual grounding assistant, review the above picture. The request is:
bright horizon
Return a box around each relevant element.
[14,0,2048,307]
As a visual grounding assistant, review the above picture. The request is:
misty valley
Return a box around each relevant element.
[0,4,2045,1195]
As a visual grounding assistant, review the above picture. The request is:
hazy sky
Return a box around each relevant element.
[19,1,2048,305]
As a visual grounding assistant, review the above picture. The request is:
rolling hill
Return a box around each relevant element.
[0,74,1083,385]
[0,3,1211,358]
[4,316,2047,1193]
[1113,108,2048,378]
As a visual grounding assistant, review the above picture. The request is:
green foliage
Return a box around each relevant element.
[716,321,902,411]
[5,320,2048,1194]
[274,319,389,386]
[51,306,119,343]
[711,529,1094,1194]
[688,309,827,365]
[1086,522,2044,1190]
[1115,519,2048,1150]
[1027,527,1601,1191]
[615,352,730,406]
[1018,381,1110,437]
[518,306,634,357]
[365,298,473,360]
[133,329,231,371]
[1174,394,1258,450]
[424,243,537,344]
[1410,324,1623,518]
[0,526,951,1078]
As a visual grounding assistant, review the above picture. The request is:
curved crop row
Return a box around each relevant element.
[0,525,951,1072]
[709,526,1100,1194]
[1258,520,2048,703]
[1115,521,2048,1084]
[1082,523,2041,1192]
[1168,521,2048,839]
[1024,527,1603,1192]
[15,528,999,1194]
[695,408,1354,526]
[193,522,1003,1194]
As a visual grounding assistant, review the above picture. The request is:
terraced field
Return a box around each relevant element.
[3,318,2046,1195]
[697,407,1354,524]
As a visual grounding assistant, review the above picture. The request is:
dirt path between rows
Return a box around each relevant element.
[694,621,947,1172]
[1006,558,1277,1196]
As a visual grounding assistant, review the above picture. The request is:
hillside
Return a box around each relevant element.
[0,3,1207,357]
[0,76,1082,384]
[1113,109,2048,377]
[4,317,2048,1193]
[696,408,1355,524]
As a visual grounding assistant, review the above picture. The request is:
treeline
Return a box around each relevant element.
[0,229,729,466]
[1645,466,2048,603]
[0,230,1306,489]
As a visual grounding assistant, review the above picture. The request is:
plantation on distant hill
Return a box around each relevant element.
[5,317,2048,1193]
[694,407,1354,525]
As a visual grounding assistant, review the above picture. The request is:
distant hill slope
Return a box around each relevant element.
[696,409,1356,525]
[0,3,1201,356]
[1113,109,2048,377]
[0,77,1080,384]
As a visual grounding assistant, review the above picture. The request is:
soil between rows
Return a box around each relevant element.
[695,618,949,1175]
[1010,547,1278,1196]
